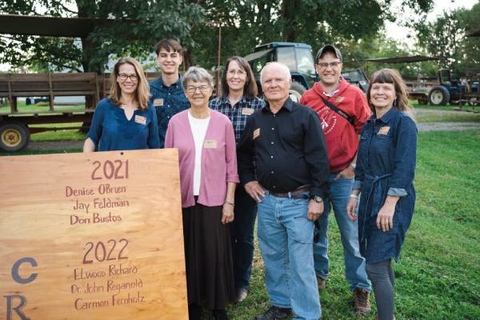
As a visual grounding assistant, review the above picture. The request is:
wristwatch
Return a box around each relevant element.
[310,195,323,203]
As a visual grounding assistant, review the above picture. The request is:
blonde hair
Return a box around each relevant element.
[110,57,150,111]
[367,68,415,120]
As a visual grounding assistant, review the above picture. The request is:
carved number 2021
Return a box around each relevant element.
[83,239,129,264]
[91,160,129,180]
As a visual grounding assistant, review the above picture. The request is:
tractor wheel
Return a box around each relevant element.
[0,121,30,152]
[428,86,450,106]
[289,82,307,103]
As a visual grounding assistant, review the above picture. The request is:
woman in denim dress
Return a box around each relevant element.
[347,68,417,320]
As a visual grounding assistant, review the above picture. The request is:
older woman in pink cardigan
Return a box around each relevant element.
[165,66,239,320]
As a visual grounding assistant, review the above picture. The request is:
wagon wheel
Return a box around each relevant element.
[0,121,30,152]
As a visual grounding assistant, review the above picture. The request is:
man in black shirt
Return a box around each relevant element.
[238,62,329,320]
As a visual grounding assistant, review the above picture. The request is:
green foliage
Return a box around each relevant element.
[460,3,480,75]
[191,0,433,70]
[416,10,462,69]
[1,0,434,72]
[415,4,480,78]
[0,0,205,72]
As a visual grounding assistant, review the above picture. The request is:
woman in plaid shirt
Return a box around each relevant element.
[209,56,265,303]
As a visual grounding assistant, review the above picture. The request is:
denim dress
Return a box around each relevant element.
[354,107,417,264]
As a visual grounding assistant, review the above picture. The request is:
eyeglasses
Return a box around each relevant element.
[317,61,342,69]
[186,85,211,94]
[118,73,138,82]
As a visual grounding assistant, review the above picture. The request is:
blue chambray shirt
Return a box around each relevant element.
[149,76,190,148]
[354,107,417,195]
[354,106,418,263]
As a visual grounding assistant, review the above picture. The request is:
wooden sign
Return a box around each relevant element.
[0,149,187,320]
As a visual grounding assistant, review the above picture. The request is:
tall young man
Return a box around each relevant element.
[150,39,190,147]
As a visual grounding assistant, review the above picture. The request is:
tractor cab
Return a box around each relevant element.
[244,42,317,101]
[244,42,369,101]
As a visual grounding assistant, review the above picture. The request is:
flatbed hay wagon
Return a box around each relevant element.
[0,72,161,152]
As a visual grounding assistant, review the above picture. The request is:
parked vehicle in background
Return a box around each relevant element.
[244,42,369,101]
[427,69,480,106]
[0,72,161,152]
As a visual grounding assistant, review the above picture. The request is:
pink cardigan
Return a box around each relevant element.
[165,109,239,208]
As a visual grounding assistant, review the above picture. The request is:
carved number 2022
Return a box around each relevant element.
[91,160,129,180]
[83,239,129,264]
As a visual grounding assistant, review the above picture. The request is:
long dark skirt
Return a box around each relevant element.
[182,203,236,310]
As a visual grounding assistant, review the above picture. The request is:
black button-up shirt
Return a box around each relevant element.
[238,98,329,198]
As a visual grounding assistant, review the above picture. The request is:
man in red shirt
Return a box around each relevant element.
[300,44,372,314]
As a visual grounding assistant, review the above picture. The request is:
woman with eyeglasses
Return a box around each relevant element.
[209,56,265,304]
[83,57,160,152]
[165,66,238,320]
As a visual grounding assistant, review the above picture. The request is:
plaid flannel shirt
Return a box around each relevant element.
[209,96,265,145]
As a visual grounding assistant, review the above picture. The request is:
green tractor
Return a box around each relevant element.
[244,42,368,101]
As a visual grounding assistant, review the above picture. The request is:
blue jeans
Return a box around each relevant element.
[313,174,371,291]
[231,186,257,290]
[258,192,321,320]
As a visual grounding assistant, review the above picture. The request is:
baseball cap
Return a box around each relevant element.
[315,44,342,62]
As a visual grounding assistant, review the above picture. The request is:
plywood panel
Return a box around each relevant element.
[0,149,187,320]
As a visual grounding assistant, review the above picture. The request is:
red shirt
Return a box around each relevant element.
[301,79,371,173]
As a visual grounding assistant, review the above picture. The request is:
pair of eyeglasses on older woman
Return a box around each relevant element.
[186,85,211,94]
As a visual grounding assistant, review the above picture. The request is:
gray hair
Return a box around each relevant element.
[260,62,291,83]
[182,66,214,89]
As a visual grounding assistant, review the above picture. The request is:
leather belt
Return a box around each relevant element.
[269,186,310,199]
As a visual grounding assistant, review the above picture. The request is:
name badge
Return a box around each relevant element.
[204,140,217,148]
[242,108,254,115]
[253,128,260,140]
[378,126,390,135]
[153,98,164,107]
[134,115,147,125]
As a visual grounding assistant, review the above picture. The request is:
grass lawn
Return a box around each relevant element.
[228,129,480,319]
[1,107,479,319]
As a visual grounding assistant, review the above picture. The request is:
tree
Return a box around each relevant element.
[1,0,434,73]
[188,0,433,71]
[415,10,465,72]
[414,3,480,78]
[0,0,205,73]
[459,3,480,76]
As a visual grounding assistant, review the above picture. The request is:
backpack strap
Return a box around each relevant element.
[320,96,354,125]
